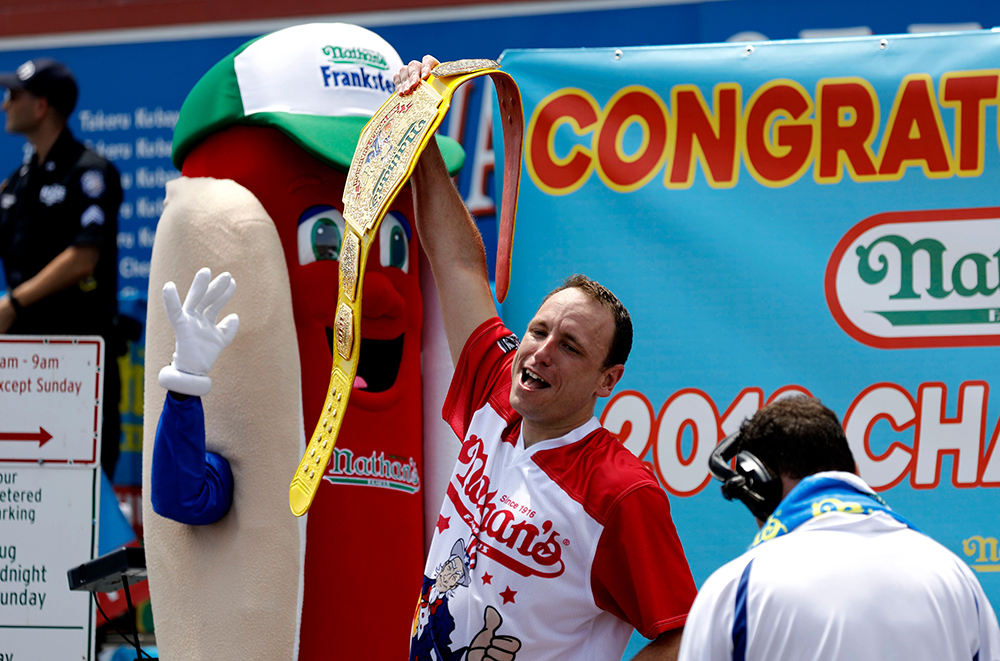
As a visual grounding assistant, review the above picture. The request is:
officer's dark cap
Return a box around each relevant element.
[0,58,78,117]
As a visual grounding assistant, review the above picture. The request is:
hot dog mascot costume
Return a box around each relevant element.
[141,23,465,659]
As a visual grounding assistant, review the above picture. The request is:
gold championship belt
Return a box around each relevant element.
[289,60,524,516]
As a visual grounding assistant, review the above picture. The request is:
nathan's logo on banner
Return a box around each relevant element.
[446,434,567,579]
[825,207,1000,349]
[963,535,1000,573]
[324,446,421,493]
[322,45,389,70]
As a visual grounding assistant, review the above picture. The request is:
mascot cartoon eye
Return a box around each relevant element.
[298,206,346,265]
[379,211,411,273]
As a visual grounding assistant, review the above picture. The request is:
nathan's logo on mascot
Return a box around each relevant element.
[825,207,1000,349]
[963,535,1000,573]
[446,435,567,579]
[325,446,421,494]
[318,44,396,93]
[322,45,389,70]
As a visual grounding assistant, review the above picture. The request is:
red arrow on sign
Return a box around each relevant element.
[0,428,53,446]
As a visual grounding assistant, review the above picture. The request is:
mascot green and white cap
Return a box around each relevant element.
[172,22,465,172]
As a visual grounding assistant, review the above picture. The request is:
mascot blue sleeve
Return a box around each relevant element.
[151,393,234,524]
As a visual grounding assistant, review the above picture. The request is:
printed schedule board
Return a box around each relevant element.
[497,30,1000,615]
[0,338,102,661]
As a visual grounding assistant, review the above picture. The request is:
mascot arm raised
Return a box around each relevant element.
[151,267,240,525]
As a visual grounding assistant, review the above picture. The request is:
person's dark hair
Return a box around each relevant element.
[543,274,632,368]
[737,396,855,480]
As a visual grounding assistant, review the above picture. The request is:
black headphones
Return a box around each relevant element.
[708,432,783,521]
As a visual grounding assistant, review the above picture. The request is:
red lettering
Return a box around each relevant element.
[817,79,879,182]
[510,520,540,555]
[669,85,740,187]
[449,435,567,577]
[878,75,952,178]
[941,72,1000,175]
[526,90,598,194]
[529,521,563,567]
[744,82,814,185]
[595,86,668,191]
[485,508,516,543]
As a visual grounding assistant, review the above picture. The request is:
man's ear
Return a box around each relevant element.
[597,364,625,398]
[33,95,50,121]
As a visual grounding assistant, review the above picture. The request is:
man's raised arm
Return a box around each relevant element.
[397,56,498,365]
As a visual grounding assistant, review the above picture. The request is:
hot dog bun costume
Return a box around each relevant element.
[142,23,464,660]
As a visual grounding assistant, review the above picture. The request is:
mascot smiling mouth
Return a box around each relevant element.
[325,327,404,392]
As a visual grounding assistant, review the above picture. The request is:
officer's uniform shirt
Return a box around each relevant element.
[0,128,121,335]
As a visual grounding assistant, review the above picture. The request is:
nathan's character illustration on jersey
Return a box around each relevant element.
[411,538,521,661]
[412,539,469,660]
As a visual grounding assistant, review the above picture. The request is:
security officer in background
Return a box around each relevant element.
[0,58,123,475]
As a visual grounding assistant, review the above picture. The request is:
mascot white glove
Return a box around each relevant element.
[158,267,240,397]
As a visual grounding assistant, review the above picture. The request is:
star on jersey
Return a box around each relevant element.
[436,514,450,533]
[481,572,493,585]
[500,586,517,605]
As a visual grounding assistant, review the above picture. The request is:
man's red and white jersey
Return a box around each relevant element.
[411,318,696,661]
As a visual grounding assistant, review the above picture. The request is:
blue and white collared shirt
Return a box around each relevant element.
[679,472,1000,661]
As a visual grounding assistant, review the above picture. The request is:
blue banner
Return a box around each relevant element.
[498,30,1000,623]
[0,1,998,494]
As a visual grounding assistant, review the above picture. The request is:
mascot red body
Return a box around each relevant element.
[184,126,425,655]
[143,24,464,659]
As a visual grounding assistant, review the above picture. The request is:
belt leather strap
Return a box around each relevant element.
[289,59,524,516]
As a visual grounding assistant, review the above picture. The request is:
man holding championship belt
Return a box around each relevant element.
[396,56,697,661]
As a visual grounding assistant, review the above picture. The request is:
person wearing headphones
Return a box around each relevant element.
[681,396,999,661]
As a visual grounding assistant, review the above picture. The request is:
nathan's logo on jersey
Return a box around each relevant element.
[447,434,567,579]
[496,334,519,354]
[38,184,66,206]
[826,207,1000,349]
[322,45,389,70]
[324,446,420,494]
[963,535,1000,573]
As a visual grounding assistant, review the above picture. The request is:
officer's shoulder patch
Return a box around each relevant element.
[1,193,15,209]
[81,204,105,228]
[80,170,105,199]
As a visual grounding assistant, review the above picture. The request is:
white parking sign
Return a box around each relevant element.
[0,337,103,661]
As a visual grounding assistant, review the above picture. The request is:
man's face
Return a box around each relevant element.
[2,89,43,135]
[509,287,622,433]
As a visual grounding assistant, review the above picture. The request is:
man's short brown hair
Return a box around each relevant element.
[544,274,632,368]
